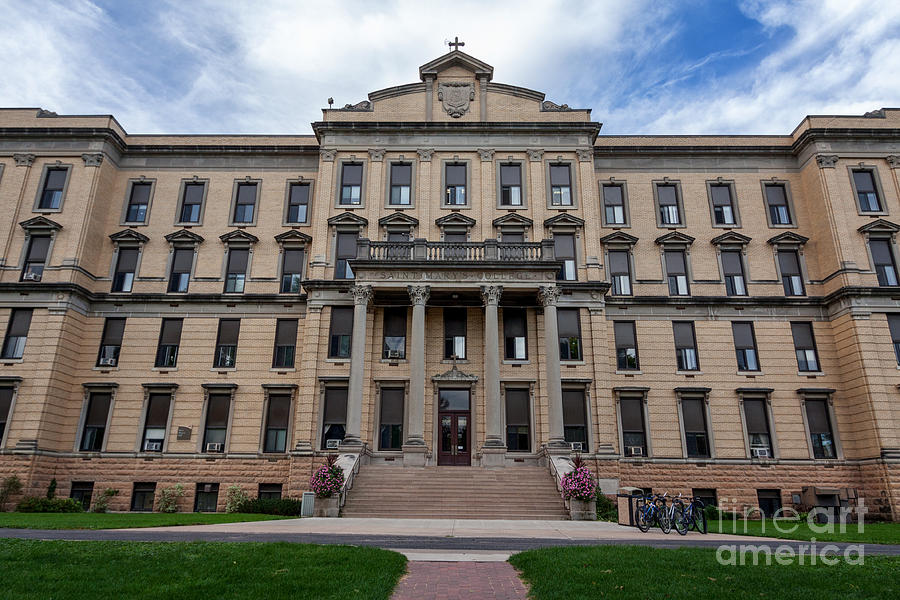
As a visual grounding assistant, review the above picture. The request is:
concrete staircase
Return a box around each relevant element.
[341,465,569,520]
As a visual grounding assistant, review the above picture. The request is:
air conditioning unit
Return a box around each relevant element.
[205,442,224,453]
[751,447,770,458]
[386,350,403,359]
[144,441,162,452]
[22,272,40,281]
[98,357,117,367]
[626,445,644,457]
[569,441,583,452]
[325,439,341,449]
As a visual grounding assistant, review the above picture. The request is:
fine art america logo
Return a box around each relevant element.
[714,499,869,566]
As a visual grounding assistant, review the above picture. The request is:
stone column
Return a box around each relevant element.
[343,285,372,448]
[481,285,506,466]
[404,285,430,466]
[539,286,567,449]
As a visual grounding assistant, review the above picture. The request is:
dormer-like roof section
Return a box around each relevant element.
[419,50,493,81]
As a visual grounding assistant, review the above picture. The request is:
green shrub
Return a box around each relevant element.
[595,494,618,522]
[225,485,250,514]
[0,476,23,511]
[236,497,303,516]
[157,484,185,513]
[16,497,84,513]
[92,488,119,513]
[46,478,57,499]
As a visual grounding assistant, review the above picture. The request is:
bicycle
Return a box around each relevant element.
[676,496,707,534]
[635,493,671,534]
[668,494,688,535]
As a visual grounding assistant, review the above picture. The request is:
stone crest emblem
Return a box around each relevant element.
[438,82,475,118]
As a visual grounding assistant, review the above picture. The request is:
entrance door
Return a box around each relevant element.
[437,389,470,465]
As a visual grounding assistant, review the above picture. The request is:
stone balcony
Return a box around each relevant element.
[357,238,557,263]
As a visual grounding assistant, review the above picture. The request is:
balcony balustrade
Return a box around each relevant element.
[358,238,556,263]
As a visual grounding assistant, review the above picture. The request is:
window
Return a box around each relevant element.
[232,182,258,224]
[111,248,138,292]
[280,249,305,293]
[2,309,33,359]
[722,251,746,296]
[259,484,282,499]
[499,164,522,206]
[96,318,125,367]
[37,167,68,210]
[69,482,94,511]
[340,163,363,205]
[322,387,347,449]
[286,182,310,223]
[142,393,170,452]
[382,308,407,360]
[328,307,353,359]
[656,184,681,225]
[778,251,805,296]
[124,182,152,224]
[444,163,467,206]
[273,319,297,368]
[334,232,357,280]
[757,490,782,518]
[681,397,710,458]
[168,248,193,293]
[224,248,249,293]
[80,392,111,451]
[608,251,632,295]
[443,231,468,260]
[743,398,772,456]
[389,163,412,206]
[203,393,230,450]
[692,488,717,508]
[665,251,690,296]
[614,321,639,370]
[562,389,587,446]
[263,394,291,453]
[194,483,219,512]
[732,322,759,371]
[0,387,14,442]
[852,170,882,212]
[21,236,50,281]
[710,184,736,225]
[131,482,156,512]
[214,319,240,368]
[620,396,646,456]
[888,314,900,365]
[178,182,205,224]
[603,184,626,225]
[765,184,793,225]
[443,308,467,359]
[387,231,412,259]
[673,321,699,371]
[805,399,836,459]
[558,308,582,361]
[554,234,576,281]
[378,387,404,450]
[503,308,527,360]
[791,322,820,372]
[505,388,530,451]
[870,240,898,286]
[154,319,183,368]
[549,164,572,206]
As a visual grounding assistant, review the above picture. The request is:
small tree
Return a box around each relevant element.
[309,455,344,498]
[157,484,185,513]
[225,485,249,513]
[92,488,119,513]
[46,478,57,499]
[0,475,23,511]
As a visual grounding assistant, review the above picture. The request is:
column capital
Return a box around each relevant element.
[408,285,431,306]
[13,153,35,167]
[350,284,373,306]
[480,285,503,306]
[537,285,561,307]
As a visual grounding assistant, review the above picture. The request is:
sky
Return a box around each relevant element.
[0,0,898,136]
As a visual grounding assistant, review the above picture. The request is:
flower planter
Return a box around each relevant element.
[569,498,597,521]
[313,496,340,518]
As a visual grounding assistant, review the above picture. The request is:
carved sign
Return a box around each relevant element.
[358,269,556,283]
[438,82,475,118]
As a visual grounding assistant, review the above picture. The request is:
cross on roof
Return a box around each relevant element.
[448,36,464,52]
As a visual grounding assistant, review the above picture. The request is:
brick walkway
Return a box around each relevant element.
[391,561,528,600]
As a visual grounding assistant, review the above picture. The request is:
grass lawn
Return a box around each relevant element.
[510,545,898,600]
[709,518,900,545]
[0,512,294,530]
[0,539,406,600]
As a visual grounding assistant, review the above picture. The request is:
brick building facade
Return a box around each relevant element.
[0,49,898,519]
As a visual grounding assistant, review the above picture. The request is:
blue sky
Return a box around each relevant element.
[0,0,897,135]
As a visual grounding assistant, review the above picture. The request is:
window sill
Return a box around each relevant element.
[615,370,642,375]
[211,367,236,372]
[380,358,409,364]
[32,208,63,214]
[676,370,703,375]
[1,358,25,364]
[712,223,741,229]
[737,371,763,376]
[497,205,527,211]
[502,359,529,365]
[561,360,586,366]
[269,368,297,373]
[335,204,364,210]
[282,222,312,227]
[325,358,351,364]
[658,224,686,229]
[120,221,149,227]
[768,223,798,229]
[859,211,889,217]
[92,366,119,372]
[799,371,825,377]
[174,221,202,227]
[228,222,258,228]
[385,205,415,210]
[152,367,177,372]
[441,359,469,364]
[440,205,472,210]
[548,205,578,210]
